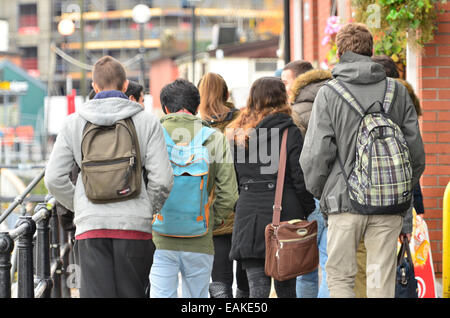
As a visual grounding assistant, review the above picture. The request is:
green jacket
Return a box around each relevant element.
[152,113,238,255]
[204,103,240,236]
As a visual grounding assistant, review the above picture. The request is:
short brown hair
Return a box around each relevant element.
[283,60,313,78]
[92,56,127,91]
[336,23,373,57]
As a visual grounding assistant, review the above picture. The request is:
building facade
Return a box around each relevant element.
[1,0,284,97]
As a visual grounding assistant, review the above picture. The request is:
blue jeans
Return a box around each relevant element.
[150,249,214,298]
[296,199,329,298]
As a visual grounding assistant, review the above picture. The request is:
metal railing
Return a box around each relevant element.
[0,169,74,298]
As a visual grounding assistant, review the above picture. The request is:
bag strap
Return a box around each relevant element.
[326,77,398,117]
[382,77,398,114]
[272,129,289,226]
[162,127,176,147]
[325,79,366,117]
[397,237,414,266]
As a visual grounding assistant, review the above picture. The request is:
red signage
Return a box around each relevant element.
[67,89,76,115]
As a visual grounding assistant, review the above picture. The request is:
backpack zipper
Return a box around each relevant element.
[83,157,132,167]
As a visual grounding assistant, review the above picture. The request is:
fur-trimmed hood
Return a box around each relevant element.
[290,69,333,104]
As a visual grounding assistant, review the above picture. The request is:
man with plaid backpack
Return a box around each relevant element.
[300,23,425,298]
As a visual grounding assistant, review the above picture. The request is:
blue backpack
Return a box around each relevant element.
[152,126,216,237]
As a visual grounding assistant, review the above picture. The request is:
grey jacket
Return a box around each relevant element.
[290,69,333,137]
[44,97,174,236]
[300,52,425,232]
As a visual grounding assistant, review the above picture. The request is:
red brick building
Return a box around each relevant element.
[288,0,450,277]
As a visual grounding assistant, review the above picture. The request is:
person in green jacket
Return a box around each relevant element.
[198,72,249,298]
[150,78,239,298]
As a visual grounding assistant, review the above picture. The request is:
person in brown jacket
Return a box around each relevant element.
[198,72,249,298]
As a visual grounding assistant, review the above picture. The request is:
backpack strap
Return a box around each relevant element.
[325,79,366,117]
[162,127,176,146]
[189,126,216,147]
[326,78,398,116]
[382,77,398,114]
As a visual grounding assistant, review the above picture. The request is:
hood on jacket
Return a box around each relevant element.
[205,101,239,126]
[253,113,295,142]
[78,97,143,126]
[290,69,333,104]
[332,51,386,84]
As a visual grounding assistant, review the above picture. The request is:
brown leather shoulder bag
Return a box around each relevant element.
[264,128,319,281]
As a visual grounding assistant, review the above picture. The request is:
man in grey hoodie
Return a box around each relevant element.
[300,23,425,298]
[44,56,174,297]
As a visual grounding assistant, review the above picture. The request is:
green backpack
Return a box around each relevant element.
[81,118,142,204]
[326,77,413,214]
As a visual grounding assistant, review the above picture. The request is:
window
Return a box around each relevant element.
[21,47,38,71]
[18,3,38,32]
[255,60,277,72]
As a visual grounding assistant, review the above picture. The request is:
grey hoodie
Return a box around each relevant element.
[44,97,174,236]
[300,52,425,232]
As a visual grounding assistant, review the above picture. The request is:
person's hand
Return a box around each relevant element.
[399,233,411,243]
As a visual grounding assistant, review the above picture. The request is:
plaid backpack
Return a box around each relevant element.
[326,78,413,214]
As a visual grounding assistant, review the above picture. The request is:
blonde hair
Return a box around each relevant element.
[198,73,230,121]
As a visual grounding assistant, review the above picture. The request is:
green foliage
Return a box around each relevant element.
[352,0,447,65]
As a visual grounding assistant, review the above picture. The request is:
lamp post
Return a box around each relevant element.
[189,0,201,84]
[132,4,151,90]
[57,18,76,94]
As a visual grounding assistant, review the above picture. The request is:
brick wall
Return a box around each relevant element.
[417,2,450,276]
[302,0,319,65]
[317,0,332,68]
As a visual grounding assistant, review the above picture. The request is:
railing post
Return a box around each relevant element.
[35,203,52,298]
[49,205,61,298]
[59,222,72,298]
[0,233,14,298]
[16,216,36,298]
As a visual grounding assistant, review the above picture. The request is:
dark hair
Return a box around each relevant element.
[336,23,373,57]
[283,60,313,78]
[93,56,127,91]
[125,80,144,101]
[160,79,200,115]
[371,55,400,78]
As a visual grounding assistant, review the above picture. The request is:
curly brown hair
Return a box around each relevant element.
[336,23,373,57]
[226,77,291,145]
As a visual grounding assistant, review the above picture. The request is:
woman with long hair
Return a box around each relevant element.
[227,77,315,298]
[198,72,249,298]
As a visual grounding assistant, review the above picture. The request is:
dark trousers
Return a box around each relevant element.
[211,234,249,297]
[76,238,155,298]
[246,266,296,298]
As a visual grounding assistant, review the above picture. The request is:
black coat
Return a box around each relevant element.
[229,113,315,262]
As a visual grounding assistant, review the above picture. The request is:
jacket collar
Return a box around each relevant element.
[290,69,332,102]
[93,90,128,100]
[332,51,386,84]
